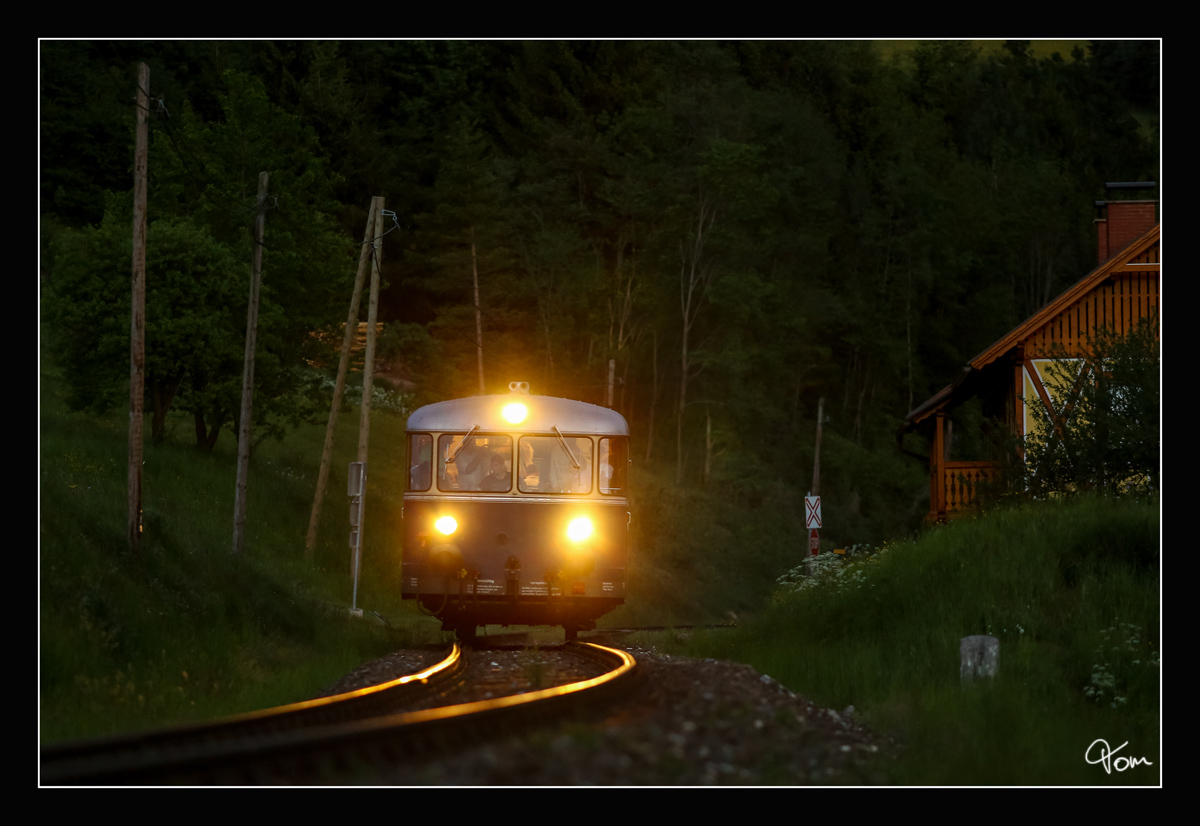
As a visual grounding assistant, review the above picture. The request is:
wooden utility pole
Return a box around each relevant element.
[232,172,269,556]
[471,226,485,394]
[811,396,825,496]
[358,199,383,466]
[128,62,149,555]
[351,199,383,592]
[806,396,826,569]
[305,197,380,558]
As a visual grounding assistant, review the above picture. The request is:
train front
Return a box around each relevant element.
[400,387,629,640]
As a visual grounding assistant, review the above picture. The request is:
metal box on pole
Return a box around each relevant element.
[348,461,365,617]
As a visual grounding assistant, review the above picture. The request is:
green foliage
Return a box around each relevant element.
[39,361,441,743]
[1018,317,1159,499]
[40,41,1158,541]
[44,68,352,450]
[667,496,1160,784]
[44,197,137,415]
[40,42,141,226]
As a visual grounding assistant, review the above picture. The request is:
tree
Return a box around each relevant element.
[46,69,351,450]
[417,117,513,396]
[1019,317,1159,498]
[46,195,244,446]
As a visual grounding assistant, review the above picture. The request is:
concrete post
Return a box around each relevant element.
[960,635,1000,684]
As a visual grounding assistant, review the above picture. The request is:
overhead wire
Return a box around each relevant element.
[350,209,403,264]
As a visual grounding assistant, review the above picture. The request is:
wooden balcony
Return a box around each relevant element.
[930,461,1000,522]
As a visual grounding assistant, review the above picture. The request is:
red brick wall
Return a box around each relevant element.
[1101,201,1157,263]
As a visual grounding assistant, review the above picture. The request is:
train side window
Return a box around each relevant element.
[407,434,432,492]
[518,435,592,494]
[438,433,512,492]
[599,437,628,494]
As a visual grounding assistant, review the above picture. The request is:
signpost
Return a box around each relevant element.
[805,494,821,557]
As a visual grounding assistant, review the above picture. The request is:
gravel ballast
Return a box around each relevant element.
[311,638,898,785]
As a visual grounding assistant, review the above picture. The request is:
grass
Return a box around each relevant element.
[39,358,448,744]
[40,348,1161,785]
[661,496,1160,784]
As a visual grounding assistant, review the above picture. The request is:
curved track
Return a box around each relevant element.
[41,642,638,785]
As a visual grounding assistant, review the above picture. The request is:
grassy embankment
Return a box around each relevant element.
[658,495,1160,784]
[39,359,448,745]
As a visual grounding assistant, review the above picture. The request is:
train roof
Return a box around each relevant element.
[406,393,629,436]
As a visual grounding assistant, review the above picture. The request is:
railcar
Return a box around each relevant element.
[401,382,630,641]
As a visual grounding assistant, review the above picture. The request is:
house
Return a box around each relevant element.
[900,184,1160,523]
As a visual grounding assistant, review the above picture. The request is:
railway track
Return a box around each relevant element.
[41,641,639,785]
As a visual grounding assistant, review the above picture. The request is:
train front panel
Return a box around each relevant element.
[400,495,628,627]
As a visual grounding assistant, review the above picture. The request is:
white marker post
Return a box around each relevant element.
[348,461,365,618]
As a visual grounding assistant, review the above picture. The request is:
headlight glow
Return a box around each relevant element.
[502,403,528,424]
[567,517,593,543]
[435,516,458,535]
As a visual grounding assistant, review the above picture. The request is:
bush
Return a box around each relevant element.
[1015,316,1158,499]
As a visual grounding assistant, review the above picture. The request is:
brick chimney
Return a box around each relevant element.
[1095,182,1157,264]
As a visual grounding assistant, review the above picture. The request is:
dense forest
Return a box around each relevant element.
[39,40,1160,543]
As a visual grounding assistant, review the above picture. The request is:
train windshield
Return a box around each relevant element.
[518,435,593,494]
[438,433,513,492]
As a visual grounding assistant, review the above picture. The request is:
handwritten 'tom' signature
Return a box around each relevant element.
[1085,739,1154,774]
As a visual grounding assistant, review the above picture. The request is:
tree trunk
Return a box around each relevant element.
[194,408,224,453]
[703,407,712,487]
[607,358,615,408]
[906,268,914,415]
[471,225,485,394]
[204,415,223,452]
[677,200,717,484]
[194,409,207,447]
[645,329,657,463]
[150,376,182,444]
[677,345,688,484]
[621,358,631,418]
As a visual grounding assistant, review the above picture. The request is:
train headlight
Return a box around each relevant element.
[502,403,528,424]
[566,517,593,543]
[435,516,458,536]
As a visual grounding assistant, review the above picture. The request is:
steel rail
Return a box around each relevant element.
[42,641,638,785]
[41,643,464,785]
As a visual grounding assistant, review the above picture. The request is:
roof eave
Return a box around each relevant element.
[901,222,1159,435]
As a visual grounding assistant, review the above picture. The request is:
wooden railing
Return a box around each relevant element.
[941,461,1000,518]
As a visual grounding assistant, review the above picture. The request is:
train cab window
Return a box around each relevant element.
[518,435,593,494]
[599,437,628,495]
[407,434,432,492]
[438,434,512,492]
